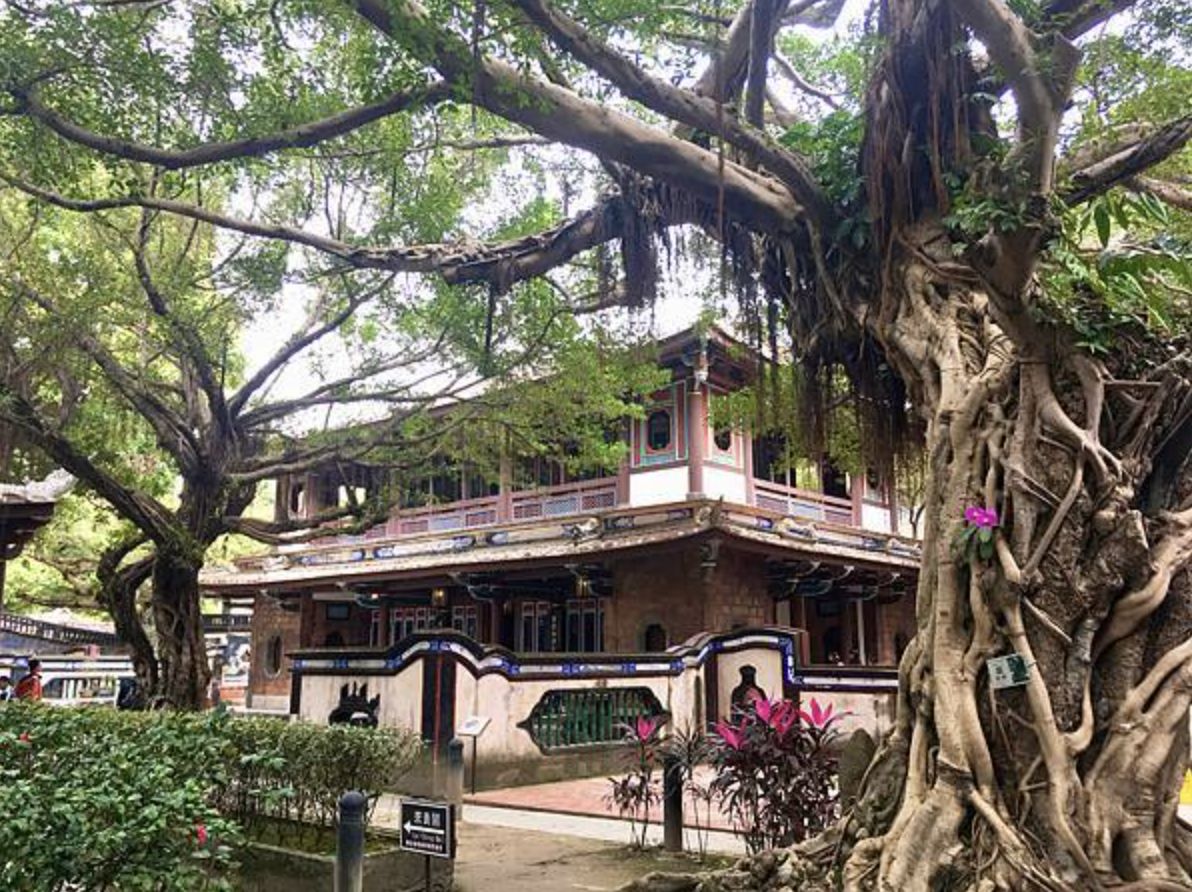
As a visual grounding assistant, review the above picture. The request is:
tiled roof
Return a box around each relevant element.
[200,498,920,592]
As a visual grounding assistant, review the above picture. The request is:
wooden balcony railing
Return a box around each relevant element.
[753,479,858,526]
[387,495,502,536]
[510,478,618,521]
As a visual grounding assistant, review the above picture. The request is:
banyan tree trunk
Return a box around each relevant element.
[836,241,1192,891]
[150,548,211,711]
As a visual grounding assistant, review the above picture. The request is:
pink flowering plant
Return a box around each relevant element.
[954,504,1000,562]
[710,696,843,853]
[604,713,666,847]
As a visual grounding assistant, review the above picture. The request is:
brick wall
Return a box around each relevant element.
[248,593,304,702]
[607,545,706,652]
[606,541,774,653]
[702,546,772,633]
[874,591,917,665]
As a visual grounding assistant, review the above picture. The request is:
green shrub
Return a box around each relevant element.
[0,704,422,891]
[218,716,423,836]
[0,704,241,891]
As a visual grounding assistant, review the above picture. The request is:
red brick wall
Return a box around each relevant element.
[702,547,771,633]
[606,542,773,653]
[607,545,706,652]
[248,593,304,700]
[874,591,917,665]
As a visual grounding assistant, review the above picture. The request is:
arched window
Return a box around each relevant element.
[643,623,667,652]
[265,635,283,677]
[646,410,672,451]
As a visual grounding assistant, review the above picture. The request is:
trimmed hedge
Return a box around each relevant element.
[0,703,421,891]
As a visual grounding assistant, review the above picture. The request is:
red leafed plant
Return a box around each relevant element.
[604,713,666,848]
[710,697,844,853]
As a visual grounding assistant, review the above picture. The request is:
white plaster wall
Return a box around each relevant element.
[861,503,892,533]
[703,465,747,505]
[628,466,689,506]
[803,689,895,740]
[299,665,423,734]
[461,673,685,762]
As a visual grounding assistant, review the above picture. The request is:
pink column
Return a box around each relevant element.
[497,448,513,523]
[742,428,756,507]
[687,382,706,498]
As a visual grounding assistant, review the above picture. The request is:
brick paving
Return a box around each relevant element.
[464,767,736,832]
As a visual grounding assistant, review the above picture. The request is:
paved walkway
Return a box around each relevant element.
[452,821,731,892]
[464,767,736,831]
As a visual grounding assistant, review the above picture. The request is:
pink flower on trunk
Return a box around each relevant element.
[17,732,30,744]
[195,824,209,846]
[714,718,748,751]
[797,697,840,730]
[634,715,662,742]
[964,506,999,528]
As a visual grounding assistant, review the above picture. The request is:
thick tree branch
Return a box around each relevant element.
[507,0,833,222]
[348,0,805,234]
[223,501,388,546]
[6,277,205,470]
[1127,176,1192,213]
[744,0,778,129]
[9,81,451,169]
[3,173,698,296]
[1041,0,1138,40]
[134,211,229,428]
[953,0,1077,191]
[0,388,175,539]
[1062,115,1192,205]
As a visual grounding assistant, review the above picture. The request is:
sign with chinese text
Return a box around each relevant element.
[398,799,455,859]
[987,653,1031,690]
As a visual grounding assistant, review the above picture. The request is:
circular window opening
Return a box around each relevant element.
[713,427,733,451]
[646,410,672,451]
[265,635,283,678]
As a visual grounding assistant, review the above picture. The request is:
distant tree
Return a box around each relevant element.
[0,192,657,709]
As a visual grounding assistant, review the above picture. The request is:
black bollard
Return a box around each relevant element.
[446,738,465,810]
[336,790,367,892]
[662,754,684,852]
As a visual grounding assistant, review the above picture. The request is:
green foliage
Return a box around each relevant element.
[710,371,863,478]
[217,716,423,839]
[0,703,422,891]
[0,703,241,892]
[1038,193,1192,351]
[4,493,130,612]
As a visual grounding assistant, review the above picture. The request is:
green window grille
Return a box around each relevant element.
[518,687,667,752]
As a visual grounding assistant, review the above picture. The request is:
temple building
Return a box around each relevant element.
[201,326,920,783]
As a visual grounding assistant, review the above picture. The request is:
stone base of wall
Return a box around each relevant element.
[238,835,452,892]
[470,745,627,790]
[246,693,291,712]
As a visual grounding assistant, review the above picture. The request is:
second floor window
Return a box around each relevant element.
[646,410,672,451]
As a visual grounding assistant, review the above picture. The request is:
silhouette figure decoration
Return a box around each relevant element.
[328,682,381,727]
